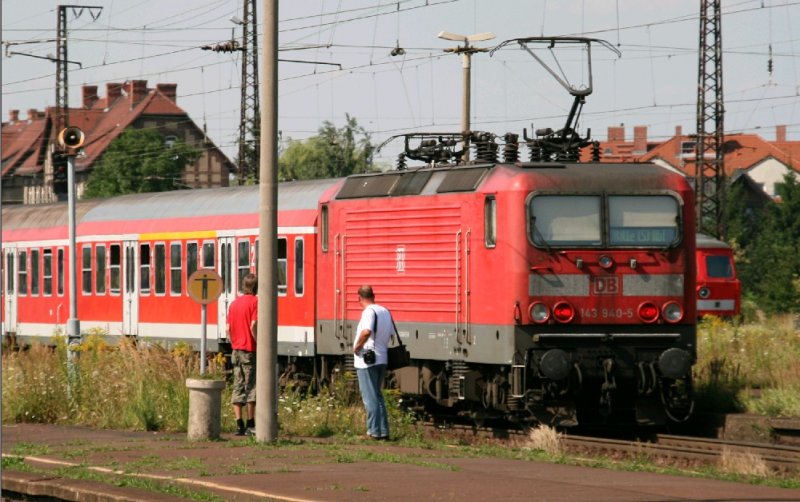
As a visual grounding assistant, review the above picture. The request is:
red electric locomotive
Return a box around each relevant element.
[696,234,741,318]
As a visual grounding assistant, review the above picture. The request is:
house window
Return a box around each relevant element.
[164,135,178,148]
[681,141,696,156]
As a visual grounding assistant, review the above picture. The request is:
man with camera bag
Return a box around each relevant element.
[353,285,394,440]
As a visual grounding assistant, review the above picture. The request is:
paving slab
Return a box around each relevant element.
[3,423,799,502]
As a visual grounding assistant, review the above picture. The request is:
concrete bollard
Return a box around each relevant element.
[186,378,226,440]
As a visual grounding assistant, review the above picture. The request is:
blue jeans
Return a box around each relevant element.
[356,364,389,438]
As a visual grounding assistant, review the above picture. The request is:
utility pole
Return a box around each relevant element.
[695,0,725,238]
[438,31,495,162]
[256,0,279,443]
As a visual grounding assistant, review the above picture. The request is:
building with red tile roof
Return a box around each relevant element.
[580,124,800,199]
[2,80,234,204]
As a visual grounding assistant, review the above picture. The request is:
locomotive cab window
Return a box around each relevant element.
[706,255,733,278]
[321,205,329,252]
[608,195,679,247]
[530,195,602,247]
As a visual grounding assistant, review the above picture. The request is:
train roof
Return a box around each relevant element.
[2,178,339,231]
[696,233,732,249]
[333,161,689,200]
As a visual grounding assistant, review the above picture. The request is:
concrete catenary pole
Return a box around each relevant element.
[255,0,279,442]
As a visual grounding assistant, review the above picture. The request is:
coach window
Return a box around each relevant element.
[294,238,304,296]
[43,249,53,296]
[187,242,198,280]
[30,249,40,296]
[484,196,497,248]
[109,244,121,295]
[7,252,15,295]
[254,239,259,275]
[202,241,215,269]
[170,242,182,295]
[278,237,287,296]
[321,205,329,252]
[17,251,27,296]
[95,245,106,295]
[82,246,92,294]
[237,240,250,293]
[155,243,166,295]
[57,249,64,296]
[140,244,151,294]
[530,195,601,247]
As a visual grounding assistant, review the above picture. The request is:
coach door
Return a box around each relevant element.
[217,237,236,338]
[3,247,17,335]
[122,241,139,336]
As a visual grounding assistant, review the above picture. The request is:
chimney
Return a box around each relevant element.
[82,85,99,108]
[27,109,39,121]
[106,82,123,105]
[776,124,787,143]
[633,126,648,153]
[607,126,625,142]
[675,125,683,138]
[156,83,177,103]
[128,80,148,105]
[9,109,19,122]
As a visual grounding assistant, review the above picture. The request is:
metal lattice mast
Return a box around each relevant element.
[56,6,69,132]
[695,0,725,237]
[239,0,260,183]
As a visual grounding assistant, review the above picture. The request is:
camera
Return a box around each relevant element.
[363,349,376,365]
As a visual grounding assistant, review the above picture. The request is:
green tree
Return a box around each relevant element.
[83,128,200,198]
[278,114,374,181]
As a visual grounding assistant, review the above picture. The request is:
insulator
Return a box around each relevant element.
[396,153,407,170]
[592,141,601,162]
[503,133,519,163]
[472,132,497,163]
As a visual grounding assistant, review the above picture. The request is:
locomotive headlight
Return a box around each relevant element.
[697,287,711,299]
[529,302,550,323]
[638,302,659,323]
[598,255,614,269]
[552,301,575,323]
[661,302,683,323]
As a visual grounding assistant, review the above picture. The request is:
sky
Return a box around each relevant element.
[2,0,800,167]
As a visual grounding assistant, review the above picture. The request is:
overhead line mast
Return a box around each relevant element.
[239,0,260,184]
[695,0,725,238]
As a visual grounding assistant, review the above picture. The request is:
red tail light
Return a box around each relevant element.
[638,302,659,323]
[552,301,575,323]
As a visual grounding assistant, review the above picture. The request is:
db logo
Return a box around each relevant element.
[591,276,619,295]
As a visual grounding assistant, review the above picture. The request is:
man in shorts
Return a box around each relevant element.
[228,273,258,436]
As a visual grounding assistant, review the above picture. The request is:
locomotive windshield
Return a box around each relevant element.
[706,255,734,278]
[530,194,680,247]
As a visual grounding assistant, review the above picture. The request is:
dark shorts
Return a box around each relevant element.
[231,349,256,404]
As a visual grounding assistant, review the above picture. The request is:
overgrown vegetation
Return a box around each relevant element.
[693,315,800,416]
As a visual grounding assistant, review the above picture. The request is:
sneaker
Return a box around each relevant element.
[245,427,256,436]
[235,426,247,436]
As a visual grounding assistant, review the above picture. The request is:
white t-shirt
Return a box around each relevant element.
[353,304,394,369]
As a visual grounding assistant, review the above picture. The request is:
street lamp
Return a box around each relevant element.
[438,31,495,162]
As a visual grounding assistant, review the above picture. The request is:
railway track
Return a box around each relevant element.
[422,422,800,475]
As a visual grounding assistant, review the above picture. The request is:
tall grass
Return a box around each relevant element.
[2,334,223,431]
[694,315,800,416]
[2,333,416,437]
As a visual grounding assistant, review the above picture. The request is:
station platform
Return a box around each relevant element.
[2,423,799,501]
